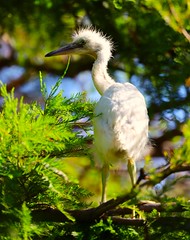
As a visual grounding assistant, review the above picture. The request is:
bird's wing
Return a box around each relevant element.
[93,83,148,163]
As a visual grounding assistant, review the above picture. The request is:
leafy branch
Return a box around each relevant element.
[0,72,190,238]
[30,161,190,225]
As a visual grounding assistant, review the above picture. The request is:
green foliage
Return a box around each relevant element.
[17,202,42,240]
[1,1,190,238]
[89,218,141,240]
[0,76,190,238]
[170,120,190,166]
[45,218,144,240]
[146,0,190,41]
[0,75,94,238]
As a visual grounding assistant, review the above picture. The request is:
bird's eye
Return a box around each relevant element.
[78,39,86,47]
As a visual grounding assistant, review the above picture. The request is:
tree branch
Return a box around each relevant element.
[31,163,190,224]
[31,200,190,224]
[140,164,190,187]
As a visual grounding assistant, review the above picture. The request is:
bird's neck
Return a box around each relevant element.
[92,52,114,95]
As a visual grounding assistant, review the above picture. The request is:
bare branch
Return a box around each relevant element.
[31,200,190,225]
[140,164,190,187]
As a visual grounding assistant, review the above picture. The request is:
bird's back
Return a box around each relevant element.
[93,82,149,165]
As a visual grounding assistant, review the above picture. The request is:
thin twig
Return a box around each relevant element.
[140,164,190,187]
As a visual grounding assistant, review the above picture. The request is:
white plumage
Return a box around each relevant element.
[94,83,148,164]
[45,27,149,203]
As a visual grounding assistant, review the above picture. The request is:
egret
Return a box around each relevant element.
[45,28,149,203]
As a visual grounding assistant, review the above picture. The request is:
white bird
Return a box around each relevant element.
[45,27,149,203]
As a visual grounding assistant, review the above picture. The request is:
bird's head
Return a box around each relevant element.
[45,28,113,60]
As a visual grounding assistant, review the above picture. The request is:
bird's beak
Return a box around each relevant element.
[45,42,78,57]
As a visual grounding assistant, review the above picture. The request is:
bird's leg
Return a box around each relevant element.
[127,158,136,218]
[127,158,136,187]
[101,163,110,203]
